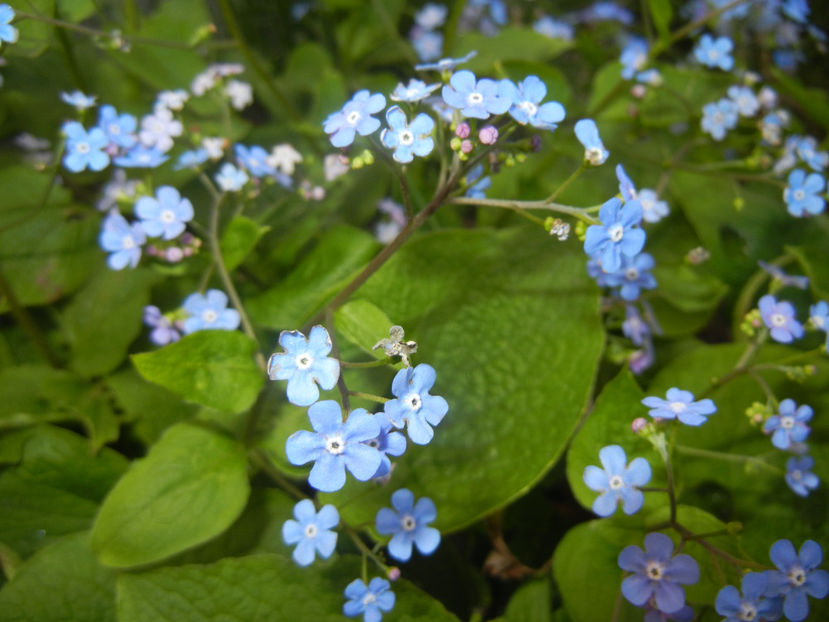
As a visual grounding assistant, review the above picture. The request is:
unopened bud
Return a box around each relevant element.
[455,122,471,139]
[478,125,498,145]
[387,567,401,581]
[631,417,648,434]
[460,139,473,154]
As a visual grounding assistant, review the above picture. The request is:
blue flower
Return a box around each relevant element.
[638,189,669,223]
[143,305,180,346]
[784,169,826,217]
[113,145,169,168]
[618,533,700,614]
[465,164,491,198]
[759,294,803,343]
[701,99,738,141]
[583,197,645,273]
[281,499,339,567]
[390,79,441,103]
[620,37,649,80]
[715,572,782,622]
[785,456,819,498]
[694,34,734,71]
[97,105,137,149]
[809,301,829,353]
[616,164,636,201]
[364,414,407,479]
[622,305,650,347]
[604,252,657,301]
[583,445,651,517]
[641,388,717,426]
[174,148,209,170]
[285,401,382,492]
[758,260,809,289]
[99,210,145,270]
[414,3,447,29]
[380,106,435,163]
[795,137,828,172]
[134,186,193,240]
[62,121,110,173]
[343,577,395,622]
[441,70,512,119]
[323,90,386,148]
[0,4,18,46]
[764,398,812,450]
[764,539,829,622]
[375,488,440,562]
[533,16,574,41]
[411,28,443,63]
[215,162,249,191]
[267,325,340,407]
[574,119,609,165]
[60,90,97,110]
[504,75,566,130]
[234,144,277,177]
[415,50,477,72]
[384,363,449,445]
[727,85,759,117]
[181,289,240,333]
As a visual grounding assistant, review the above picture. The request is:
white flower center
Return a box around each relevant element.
[788,566,806,586]
[122,236,136,249]
[770,313,787,327]
[586,147,604,164]
[362,593,377,606]
[625,267,639,281]
[160,209,176,223]
[739,603,757,621]
[793,189,805,201]
[406,392,422,411]
[325,434,345,455]
[76,142,90,154]
[366,438,380,449]
[519,100,537,116]
[399,130,415,146]
[780,415,795,429]
[346,110,361,125]
[669,401,687,414]
[713,112,724,125]
[304,523,318,538]
[467,91,484,106]
[608,225,624,242]
[401,514,417,531]
[708,49,719,62]
[609,475,624,489]
[202,309,218,323]
[645,560,664,581]
[813,315,825,328]
[109,123,121,135]
[296,353,313,370]
[406,88,419,98]
[790,469,802,481]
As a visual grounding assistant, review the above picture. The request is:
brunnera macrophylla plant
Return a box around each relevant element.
[1,1,829,621]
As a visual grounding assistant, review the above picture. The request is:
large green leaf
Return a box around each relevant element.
[318,228,603,532]
[0,532,116,622]
[220,216,270,272]
[91,423,250,567]
[117,553,458,621]
[132,330,264,414]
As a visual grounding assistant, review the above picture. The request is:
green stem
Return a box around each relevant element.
[675,445,781,474]
[546,162,587,203]
[249,449,307,500]
[0,268,61,368]
[674,522,767,571]
[348,391,389,404]
[449,196,600,224]
[345,525,390,576]
[341,359,388,368]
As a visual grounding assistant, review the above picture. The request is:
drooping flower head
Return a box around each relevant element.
[620,36,649,80]
[343,577,395,622]
[390,79,441,103]
[267,325,340,407]
[441,70,512,119]
[384,363,449,445]
[323,90,386,147]
[380,106,435,163]
[583,196,645,273]
[763,398,812,450]
[134,186,194,240]
[574,119,609,165]
[281,499,339,567]
[758,294,804,343]
[61,90,97,110]
[583,445,651,517]
[285,401,382,492]
[763,539,829,622]
[375,488,440,562]
[181,289,240,333]
[113,145,168,169]
[641,388,716,426]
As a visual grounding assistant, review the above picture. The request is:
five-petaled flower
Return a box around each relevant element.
[763,539,829,622]
[785,456,819,498]
[285,401,382,492]
[694,34,734,71]
[618,532,700,614]
[784,169,826,217]
[375,488,441,562]
[267,325,340,407]
[99,210,145,270]
[323,90,386,147]
[384,363,449,445]
[441,70,512,119]
[343,577,395,622]
[63,121,110,173]
[380,106,435,163]
[181,289,240,333]
[583,445,651,517]
[758,294,803,343]
[641,388,716,426]
[504,75,566,130]
[701,99,738,141]
[0,4,18,47]
[583,196,645,273]
[715,571,782,622]
[763,398,812,450]
[281,499,339,567]
[363,413,407,479]
[134,186,194,240]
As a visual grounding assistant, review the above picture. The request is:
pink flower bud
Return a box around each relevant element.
[455,122,471,138]
[460,139,474,154]
[478,125,498,145]
[631,417,648,434]
[387,567,401,581]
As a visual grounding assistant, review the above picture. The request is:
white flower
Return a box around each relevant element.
[266,143,302,175]
[139,107,183,153]
[201,136,225,160]
[191,68,219,96]
[225,79,253,110]
[156,89,189,111]
[323,154,349,182]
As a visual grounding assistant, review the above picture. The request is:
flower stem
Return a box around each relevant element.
[249,449,307,500]
[546,162,587,203]
[674,445,781,474]
[345,525,390,575]
[348,391,389,404]
[448,196,600,225]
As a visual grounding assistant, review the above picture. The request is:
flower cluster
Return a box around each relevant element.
[142,289,241,345]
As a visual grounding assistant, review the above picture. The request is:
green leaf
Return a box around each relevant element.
[648,0,673,41]
[0,166,71,221]
[63,268,158,377]
[652,262,728,313]
[452,27,572,73]
[132,331,264,414]
[789,243,829,300]
[91,423,250,567]
[320,229,603,532]
[0,532,116,622]
[117,553,458,621]
[334,298,395,358]
[220,216,269,272]
[5,0,54,58]
[503,579,552,622]
[247,225,380,329]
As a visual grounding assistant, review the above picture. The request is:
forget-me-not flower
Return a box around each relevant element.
[619,532,700,615]
[113,145,168,168]
[411,28,443,63]
[267,325,340,407]
[99,210,145,270]
[465,163,491,198]
[415,50,477,72]
[727,85,759,117]
[441,70,512,119]
[143,305,180,346]
[376,488,440,562]
[134,186,193,240]
[694,34,734,71]
[715,572,782,622]
[504,75,566,130]
[623,305,650,347]
[763,539,829,622]
[414,3,447,29]
[620,37,649,80]
[0,4,18,46]
[234,144,277,177]
[795,136,828,172]
[323,90,386,147]
[583,196,645,273]
[281,499,339,567]
[343,577,395,622]
[533,16,574,41]
[701,99,738,141]
[605,252,657,301]
[574,119,609,165]
[390,79,440,103]
[638,189,670,223]
[285,401,382,492]
[380,106,435,163]
[97,105,137,150]
[364,414,407,479]
[175,148,209,170]
[62,121,110,173]
[61,90,97,110]
[215,162,249,191]
[785,456,819,498]
[758,260,809,290]
[583,445,651,517]
[784,169,826,217]
[763,398,812,450]
[138,106,182,152]
[384,363,449,445]
[810,301,829,353]
[759,294,803,343]
[181,289,240,333]
[641,388,716,426]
